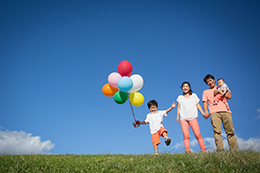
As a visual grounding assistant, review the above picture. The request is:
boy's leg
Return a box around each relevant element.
[189,118,206,152]
[152,133,160,153]
[159,127,171,146]
[221,112,238,151]
[180,120,191,153]
[153,145,159,154]
[210,112,224,151]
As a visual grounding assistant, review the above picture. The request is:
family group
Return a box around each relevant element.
[135,74,238,154]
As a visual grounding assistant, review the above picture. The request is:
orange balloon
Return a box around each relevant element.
[102,83,119,97]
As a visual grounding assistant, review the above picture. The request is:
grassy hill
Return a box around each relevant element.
[1,151,259,172]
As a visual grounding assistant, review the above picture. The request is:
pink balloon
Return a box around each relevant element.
[108,72,121,88]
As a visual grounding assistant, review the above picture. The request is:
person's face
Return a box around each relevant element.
[182,83,190,94]
[149,105,157,113]
[217,79,224,87]
[206,78,216,88]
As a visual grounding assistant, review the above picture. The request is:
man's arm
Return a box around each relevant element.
[224,90,231,99]
[214,89,231,99]
[203,101,210,119]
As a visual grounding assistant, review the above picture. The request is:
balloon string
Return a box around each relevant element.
[129,100,137,122]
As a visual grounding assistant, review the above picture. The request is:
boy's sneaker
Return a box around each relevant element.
[154,150,159,155]
[165,138,171,146]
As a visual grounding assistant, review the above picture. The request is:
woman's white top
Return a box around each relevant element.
[177,93,199,121]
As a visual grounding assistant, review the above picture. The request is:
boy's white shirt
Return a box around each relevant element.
[145,110,167,134]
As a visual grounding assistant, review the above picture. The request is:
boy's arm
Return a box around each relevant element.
[166,102,177,114]
[133,120,148,127]
[139,121,148,125]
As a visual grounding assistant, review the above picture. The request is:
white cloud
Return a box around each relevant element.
[172,133,260,152]
[237,137,260,151]
[190,138,198,147]
[255,109,260,120]
[204,133,260,152]
[0,129,55,155]
[173,142,182,150]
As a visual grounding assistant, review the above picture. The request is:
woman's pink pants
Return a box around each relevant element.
[180,118,206,152]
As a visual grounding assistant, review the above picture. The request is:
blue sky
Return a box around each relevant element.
[1,0,260,154]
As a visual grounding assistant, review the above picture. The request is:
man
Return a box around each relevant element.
[202,74,238,151]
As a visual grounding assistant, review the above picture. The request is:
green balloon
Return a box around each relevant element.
[114,91,128,104]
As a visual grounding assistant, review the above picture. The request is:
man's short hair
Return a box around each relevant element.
[203,74,215,84]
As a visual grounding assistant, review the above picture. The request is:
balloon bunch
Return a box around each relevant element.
[102,60,144,127]
[102,60,144,106]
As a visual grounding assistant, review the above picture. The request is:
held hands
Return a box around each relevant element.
[203,111,210,119]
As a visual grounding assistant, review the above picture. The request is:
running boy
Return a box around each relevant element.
[213,78,230,110]
[136,100,176,154]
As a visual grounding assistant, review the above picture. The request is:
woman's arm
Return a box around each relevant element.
[176,102,180,123]
[196,103,205,116]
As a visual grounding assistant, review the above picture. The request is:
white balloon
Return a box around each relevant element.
[128,74,144,93]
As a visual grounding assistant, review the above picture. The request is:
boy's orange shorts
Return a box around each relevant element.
[151,126,168,146]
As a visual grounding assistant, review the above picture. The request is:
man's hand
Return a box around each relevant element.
[214,89,221,95]
[203,111,210,119]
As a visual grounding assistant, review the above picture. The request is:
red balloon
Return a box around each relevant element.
[118,60,133,77]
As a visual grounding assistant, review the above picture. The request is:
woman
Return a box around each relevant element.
[176,82,206,153]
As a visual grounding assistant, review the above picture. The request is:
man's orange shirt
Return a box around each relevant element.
[202,88,231,114]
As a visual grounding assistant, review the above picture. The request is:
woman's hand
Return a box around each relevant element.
[203,111,210,119]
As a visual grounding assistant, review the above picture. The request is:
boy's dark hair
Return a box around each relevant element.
[147,100,158,109]
[217,78,225,82]
[181,81,193,95]
[203,74,215,84]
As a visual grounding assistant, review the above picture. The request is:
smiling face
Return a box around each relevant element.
[217,79,225,87]
[149,105,158,113]
[182,83,190,94]
[206,78,216,88]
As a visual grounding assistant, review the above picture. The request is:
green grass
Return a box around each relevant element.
[1,151,260,172]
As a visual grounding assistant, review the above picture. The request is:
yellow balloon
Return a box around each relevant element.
[129,92,144,107]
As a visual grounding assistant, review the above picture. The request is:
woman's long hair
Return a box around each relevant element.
[181,82,193,95]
